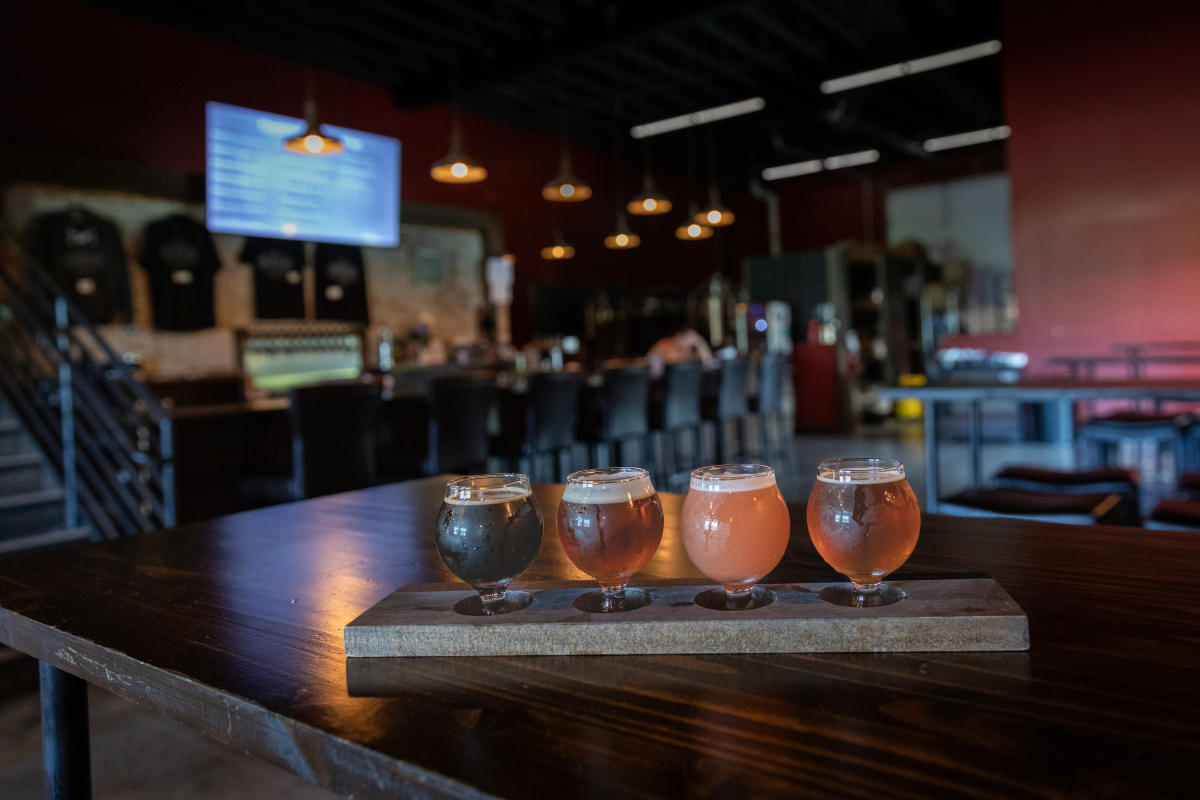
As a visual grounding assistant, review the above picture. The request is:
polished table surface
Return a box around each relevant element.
[1,477,1198,798]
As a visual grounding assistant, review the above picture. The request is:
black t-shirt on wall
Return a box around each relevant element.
[141,214,220,331]
[239,237,306,319]
[30,207,132,325]
[314,243,369,323]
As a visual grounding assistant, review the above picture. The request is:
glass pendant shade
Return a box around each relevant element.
[540,243,576,260]
[603,228,641,250]
[283,98,343,155]
[675,207,714,240]
[431,123,487,183]
[543,150,592,202]
[627,176,672,216]
[695,206,735,226]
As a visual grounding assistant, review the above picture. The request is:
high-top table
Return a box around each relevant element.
[879,380,1200,509]
[1,477,1197,798]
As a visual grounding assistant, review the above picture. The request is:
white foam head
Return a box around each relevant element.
[689,464,776,493]
[444,475,532,505]
[445,485,532,505]
[562,469,655,504]
[815,459,905,484]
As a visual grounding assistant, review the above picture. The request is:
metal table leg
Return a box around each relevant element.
[968,399,984,487]
[40,662,91,800]
[923,399,939,512]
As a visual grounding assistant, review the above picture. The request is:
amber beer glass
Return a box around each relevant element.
[557,468,664,612]
[681,464,790,610]
[436,474,543,616]
[807,458,920,607]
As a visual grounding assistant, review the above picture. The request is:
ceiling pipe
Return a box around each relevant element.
[749,179,781,257]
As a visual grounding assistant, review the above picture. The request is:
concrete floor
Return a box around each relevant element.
[0,422,1172,799]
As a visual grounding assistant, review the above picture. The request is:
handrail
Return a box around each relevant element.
[0,237,175,538]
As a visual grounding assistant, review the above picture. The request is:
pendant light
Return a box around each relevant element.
[604,131,640,249]
[431,115,487,184]
[283,96,343,156]
[627,142,671,215]
[675,207,715,240]
[675,134,713,239]
[540,231,575,260]
[542,151,593,202]
[695,131,733,225]
[543,99,592,202]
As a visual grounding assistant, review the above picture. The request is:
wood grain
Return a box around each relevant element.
[345,579,1029,656]
[0,477,1198,799]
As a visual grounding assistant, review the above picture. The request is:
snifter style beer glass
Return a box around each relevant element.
[557,468,665,612]
[807,458,920,607]
[681,464,790,610]
[436,474,543,616]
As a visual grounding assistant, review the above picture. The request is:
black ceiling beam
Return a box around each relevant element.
[406,0,521,37]
[741,5,824,62]
[388,0,744,108]
[360,2,489,50]
[791,0,865,49]
[691,17,797,80]
[653,30,761,93]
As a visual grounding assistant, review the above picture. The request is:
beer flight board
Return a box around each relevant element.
[344,577,1030,657]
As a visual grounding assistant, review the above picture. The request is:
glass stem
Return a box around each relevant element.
[725,586,753,610]
[849,581,880,607]
[479,590,506,615]
[600,584,626,612]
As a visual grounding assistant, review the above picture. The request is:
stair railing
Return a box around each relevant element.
[0,244,175,538]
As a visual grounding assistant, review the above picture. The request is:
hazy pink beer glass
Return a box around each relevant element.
[807,458,920,607]
[681,464,790,610]
[557,468,664,612]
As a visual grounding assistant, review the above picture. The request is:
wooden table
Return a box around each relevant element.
[1,477,1197,798]
[879,380,1200,510]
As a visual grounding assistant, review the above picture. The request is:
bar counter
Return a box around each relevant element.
[1,477,1197,798]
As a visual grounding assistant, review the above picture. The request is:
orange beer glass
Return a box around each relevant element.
[681,464,790,610]
[807,458,920,607]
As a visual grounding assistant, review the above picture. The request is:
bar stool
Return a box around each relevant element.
[591,363,651,469]
[751,353,794,469]
[939,487,1127,526]
[239,382,381,505]
[1077,411,1191,482]
[425,374,496,475]
[494,372,582,483]
[712,356,749,462]
[654,360,706,490]
[992,465,1140,523]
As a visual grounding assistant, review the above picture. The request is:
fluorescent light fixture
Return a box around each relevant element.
[923,125,1011,152]
[761,149,880,181]
[823,149,879,170]
[761,159,823,181]
[820,40,1001,94]
[631,97,765,139]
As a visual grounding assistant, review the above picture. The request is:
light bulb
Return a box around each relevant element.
[304,134,323,153]
[450,162,468,178]
[707,210,721,224]
[643,198,656,211]
[616,233,629,246]
[552,245,564,258]
[687,224,701,237]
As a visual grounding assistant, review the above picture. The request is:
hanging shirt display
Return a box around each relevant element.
[29,207,132,325]
[239,237,306,319]
[141,214,220,331]
[313,243,369,323]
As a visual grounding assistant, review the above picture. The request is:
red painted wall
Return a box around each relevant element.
[947,0,1200,373]
[2,1,723,342]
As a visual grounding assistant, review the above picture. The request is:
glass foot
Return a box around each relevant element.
[573,587,652,613]
[819,583,906,608]
[694,585,776,611]
[453,590,533,616]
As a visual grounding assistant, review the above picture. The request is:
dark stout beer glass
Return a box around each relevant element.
[436,474,542,615]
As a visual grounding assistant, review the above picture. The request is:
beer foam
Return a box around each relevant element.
[689,470,776,493]
[816,468,905,485]
[562,471,655,504]
[445,485,532,505]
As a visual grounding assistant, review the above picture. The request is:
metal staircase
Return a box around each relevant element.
[0,242,175,550]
